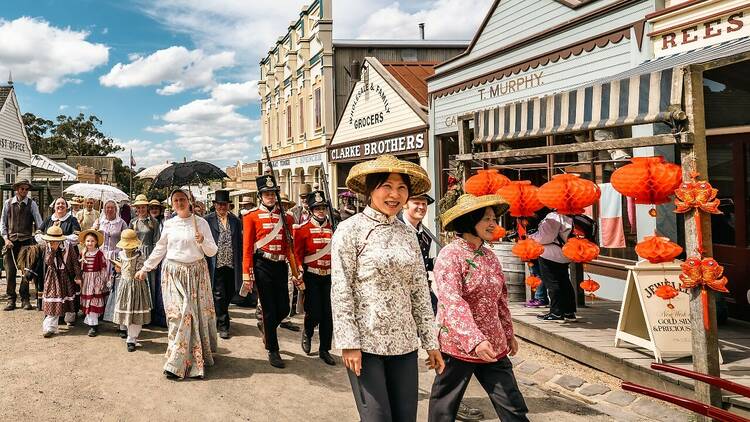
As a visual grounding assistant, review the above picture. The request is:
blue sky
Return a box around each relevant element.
[0,0,490,168]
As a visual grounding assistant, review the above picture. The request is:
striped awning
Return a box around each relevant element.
[474,36,750,143]
[474,68,683,143]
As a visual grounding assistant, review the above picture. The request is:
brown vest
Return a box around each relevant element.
[8,199,34,241]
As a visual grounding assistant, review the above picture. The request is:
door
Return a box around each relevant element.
[707,134,750,320]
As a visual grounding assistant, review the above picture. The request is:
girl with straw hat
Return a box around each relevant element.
[40,226,82,337]
[135,189,218,379]
[96,200,129,334]
[112,229,152,352]
[78,229,109,337]
[427,193,529,422]
[330,154,444,422]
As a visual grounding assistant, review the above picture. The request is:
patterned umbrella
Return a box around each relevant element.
[134,162,173,180]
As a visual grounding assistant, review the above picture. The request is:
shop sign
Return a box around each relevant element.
[329,131,426,162]
[271,152,325,171]
[477,71,544,101]
[348,82,392,130]
[614,260,694,362]
[0,138,28,153]
[653,9,748,57]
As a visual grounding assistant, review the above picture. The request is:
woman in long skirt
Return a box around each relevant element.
[148,199,167,327]
[135,189,218,379]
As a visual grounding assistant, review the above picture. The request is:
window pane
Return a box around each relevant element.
[707,141,735,246]
[746,143,750,248]
[704,61,750,128]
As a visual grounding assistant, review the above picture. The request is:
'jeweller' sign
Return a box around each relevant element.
[329,131,426,162]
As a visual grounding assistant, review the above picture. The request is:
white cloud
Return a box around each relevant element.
[0,17,109,93]
[99,46,235,95]
[101,27,109,35]
[210,81,260,106]
[112,138,175,169]
[59,104,68,111]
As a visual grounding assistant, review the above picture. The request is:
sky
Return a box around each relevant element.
[0,0,492,169]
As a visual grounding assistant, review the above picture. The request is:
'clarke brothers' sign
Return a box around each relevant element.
[329,131,426,162]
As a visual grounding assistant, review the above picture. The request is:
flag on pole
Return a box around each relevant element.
[130,149,136,168]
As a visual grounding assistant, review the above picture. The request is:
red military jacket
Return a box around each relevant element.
[242,204,296,282]
[293,217,332,275]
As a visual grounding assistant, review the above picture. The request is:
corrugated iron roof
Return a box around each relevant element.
[379,62,437,106]
[0,86,11,110]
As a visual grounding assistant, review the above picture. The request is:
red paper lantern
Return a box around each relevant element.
[525,276,542,292]
[490,226,507,242]
[654,284,680,309]
[464,169,511,196]
[512,238,544,262]
[496,181,544,217]
[580,278,600,297]
[611,156,682,205]
[562,237,600,263]
[635,235,683,264]
[537,174,601,215]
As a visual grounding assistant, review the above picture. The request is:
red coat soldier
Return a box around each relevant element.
[293,190,335,366]
[241,174,296,368]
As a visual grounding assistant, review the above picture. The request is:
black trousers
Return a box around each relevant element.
[429,354,529,422]
[347,351,419,422]
[538,257,576,316]
[4,238,35,302]
[254,255,289,352]
[213,266,236,331]
[302,271,332,352]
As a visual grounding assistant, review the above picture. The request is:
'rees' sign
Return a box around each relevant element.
[652,8,748,57]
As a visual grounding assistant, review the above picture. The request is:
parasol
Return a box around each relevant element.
[64,183,129,203]
[338,190,356,198]
[150,161,228,190]
[135,162,173,180]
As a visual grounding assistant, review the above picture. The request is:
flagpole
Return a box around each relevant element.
[129,149,133,197]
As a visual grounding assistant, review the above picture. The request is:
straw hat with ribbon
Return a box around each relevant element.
[116,229,141,250]
[69,197,82,206]
[441,194,510,232]
[42,226,67,242]
[132,194,150,206]
[148,199,163,208]
[78,229,104,246]
[345,154,430,196]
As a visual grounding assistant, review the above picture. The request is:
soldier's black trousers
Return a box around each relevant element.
[254,255,289,352]
[302,271,332,352]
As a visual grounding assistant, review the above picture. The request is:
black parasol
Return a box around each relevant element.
[150,161,228,190]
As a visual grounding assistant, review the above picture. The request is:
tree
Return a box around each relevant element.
[22,112,123,156]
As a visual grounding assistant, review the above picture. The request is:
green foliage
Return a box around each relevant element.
[22,112,123,156]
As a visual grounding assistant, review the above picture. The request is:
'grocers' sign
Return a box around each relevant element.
[329,131,426,162]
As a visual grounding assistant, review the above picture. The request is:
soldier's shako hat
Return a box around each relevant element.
[307,190,328,209]
[256,175,279,193]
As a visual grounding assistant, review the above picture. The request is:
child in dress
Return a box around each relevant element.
[78,229,109,337]
[112,229,152,352]
[41,226,82,337]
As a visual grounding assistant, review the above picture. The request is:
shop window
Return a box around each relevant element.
[704,61,750,129]
[314,87,322,130]
[4,162,17,185]
[299,98,305,137]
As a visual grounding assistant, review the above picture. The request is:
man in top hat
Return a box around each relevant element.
[204,190,243,339]
[240,174,297,368]
[293,190,335,365]
[76,197,100,230]
[1,179,44,311]
[289,183,312,225]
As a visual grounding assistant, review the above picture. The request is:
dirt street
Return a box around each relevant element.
[0,287,680,421]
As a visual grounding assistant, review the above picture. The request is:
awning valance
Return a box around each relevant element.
[473,37,750,144]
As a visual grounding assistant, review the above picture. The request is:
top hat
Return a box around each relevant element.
[299,184,313,197]
[12,179,33,190]
[307,190,328,209]
[213,190,230,203]
[132,194,150,206]
[256,175,279,193]
[116,229,141,250]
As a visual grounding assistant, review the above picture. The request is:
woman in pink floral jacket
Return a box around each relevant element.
[429,193,529,422]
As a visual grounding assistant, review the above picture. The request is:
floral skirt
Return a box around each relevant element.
[162,259,217,378]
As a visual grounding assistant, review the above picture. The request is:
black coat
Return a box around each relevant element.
[204,212,243,293]
[398,214,433,272]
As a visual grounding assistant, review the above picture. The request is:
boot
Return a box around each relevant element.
[301,332,311,354]
[3,300,16,311]
[268,351,285,369]
[21,300,32,310]
[319,351,336,366]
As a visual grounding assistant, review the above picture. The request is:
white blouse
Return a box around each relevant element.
[143,214,217,271]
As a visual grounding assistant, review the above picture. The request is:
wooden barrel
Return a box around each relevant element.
[492,242,526,302]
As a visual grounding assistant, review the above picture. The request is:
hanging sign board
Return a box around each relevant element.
[614,260,692,362]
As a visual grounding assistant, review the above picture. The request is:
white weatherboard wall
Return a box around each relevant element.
[0,90,33,181]
[331,59,425,147]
